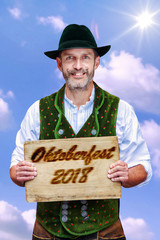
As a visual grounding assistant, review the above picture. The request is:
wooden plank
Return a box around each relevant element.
[24,136,121,202]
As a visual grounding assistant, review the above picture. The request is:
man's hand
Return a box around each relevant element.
[108,160,129,186]
[108,160,147,188]
[10,161,37,187]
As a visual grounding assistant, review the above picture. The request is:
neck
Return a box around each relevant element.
[66,81,93,109]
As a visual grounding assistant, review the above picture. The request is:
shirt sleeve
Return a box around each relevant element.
[116,99,152,186]
[10,100,40,168]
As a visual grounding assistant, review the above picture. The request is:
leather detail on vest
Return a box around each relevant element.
[37,82,120,238]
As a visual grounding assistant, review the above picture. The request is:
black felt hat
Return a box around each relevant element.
[44,24,111,59]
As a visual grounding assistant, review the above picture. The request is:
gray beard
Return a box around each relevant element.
[62,69,95,91]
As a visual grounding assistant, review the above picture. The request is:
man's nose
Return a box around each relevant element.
[73,59,82,70]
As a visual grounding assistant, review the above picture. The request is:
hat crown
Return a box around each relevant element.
[58,24,97,50]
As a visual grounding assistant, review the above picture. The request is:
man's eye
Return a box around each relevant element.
[83,55,89,59]
[66,56,73,60]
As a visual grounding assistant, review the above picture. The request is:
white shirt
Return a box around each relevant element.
[11,88,152,186]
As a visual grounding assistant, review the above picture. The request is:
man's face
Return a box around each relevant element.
[56,48,100,91]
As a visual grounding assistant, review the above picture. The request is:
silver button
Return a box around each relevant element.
[84,216,89,221]
[81,200,87,204]
[81,205,87,211]
[81,211,88,217]
[62,210,68,215]
[62,203,68,210]
[62,215,68,222]
[58,129,64,135]
[91,129,97,135]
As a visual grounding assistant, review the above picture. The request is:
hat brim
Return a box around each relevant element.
[44,45,111,60]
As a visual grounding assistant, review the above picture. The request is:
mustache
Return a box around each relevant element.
[67,69,88,74]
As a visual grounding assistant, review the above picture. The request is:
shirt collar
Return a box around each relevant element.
[64,85,95,110]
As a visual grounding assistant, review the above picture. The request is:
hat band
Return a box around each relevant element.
[58,40,97,51]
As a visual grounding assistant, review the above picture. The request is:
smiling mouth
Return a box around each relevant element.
[72,72,85,77]
[70,70,87,78]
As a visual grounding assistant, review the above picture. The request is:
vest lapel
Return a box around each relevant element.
[54,83,105,139]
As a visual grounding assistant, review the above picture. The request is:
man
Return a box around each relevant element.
[10,24,152,240]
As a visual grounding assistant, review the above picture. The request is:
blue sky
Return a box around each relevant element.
[0,0,160,239]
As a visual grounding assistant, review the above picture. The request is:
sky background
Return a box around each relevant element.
[0,0,160,239]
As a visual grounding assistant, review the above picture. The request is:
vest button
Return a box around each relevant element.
[61,215,68,222]
[62,203,68,210]
[84,216,89,221]
[81,200,87,204]
[81,205,87,211]
[58,129,64,135]
[81,211,88,217]
[91,129,97,135]
[62,210,68,215]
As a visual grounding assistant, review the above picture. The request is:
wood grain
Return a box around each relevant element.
[24,136,121,202]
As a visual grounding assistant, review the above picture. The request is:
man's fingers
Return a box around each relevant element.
[17,161,35,168]
[110,160,127,169]
[16,161,37,182]
[108,160,129,183]
[108,165,128,174]
[17,164,37,173]
[108,171,128,181]
[17,169,37,177]
[17,161,37,171]
[17,175,35,182]
[109,176,128,182]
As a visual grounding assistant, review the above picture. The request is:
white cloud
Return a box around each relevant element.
[55,68,63,79]
[0,89,14,99]
[0,89,14,131]
[94,50,160,114]
[22,209,36,231]
[0,98,9,115]
[0,98,12,131]
[0,201,156,240]
[141,120,160,178]
[6,90,14,99]
[37,15,67,32]
[8,7,22,19]
[0,201,35,240]
[122,217,154,240]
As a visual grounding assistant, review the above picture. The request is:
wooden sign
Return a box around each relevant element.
[24,136,121,202]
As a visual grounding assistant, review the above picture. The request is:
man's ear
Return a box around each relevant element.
[94,56,100,70]
[56,57,62,72]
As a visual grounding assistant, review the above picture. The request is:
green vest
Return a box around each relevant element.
[37,82,120,238]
